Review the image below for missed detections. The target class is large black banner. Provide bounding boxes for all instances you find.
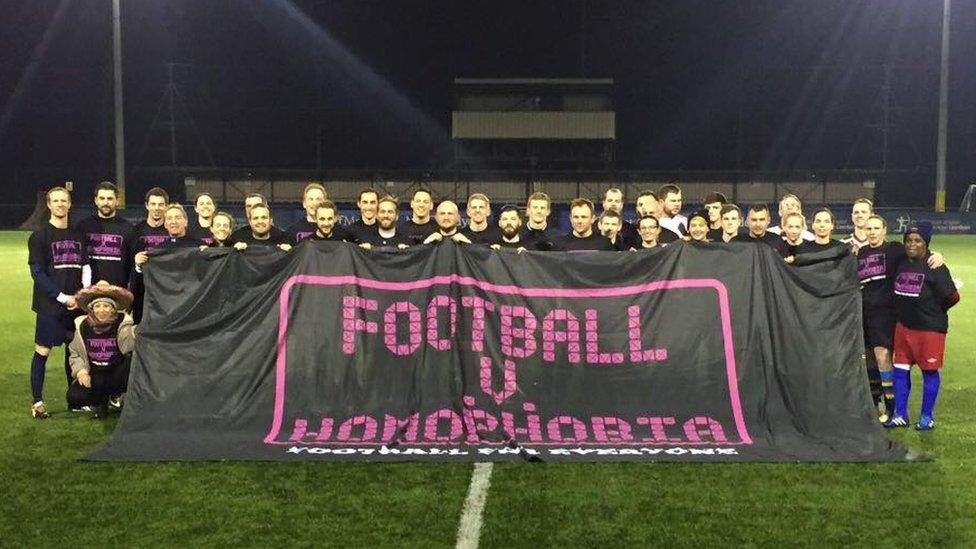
[87,242,908,461]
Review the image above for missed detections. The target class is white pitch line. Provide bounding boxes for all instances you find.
[455,462,494,549]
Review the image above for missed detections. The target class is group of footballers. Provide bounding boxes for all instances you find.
[27,182,959,430]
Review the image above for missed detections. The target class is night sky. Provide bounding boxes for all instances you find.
[1,0,974,204]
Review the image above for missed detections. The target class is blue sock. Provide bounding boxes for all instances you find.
[920,370,941,419]
[30,352,48,402]
[893,367,911,419]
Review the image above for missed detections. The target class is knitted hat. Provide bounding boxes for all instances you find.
[904,220,933,246]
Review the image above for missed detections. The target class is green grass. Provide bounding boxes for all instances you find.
[1,231,974,547]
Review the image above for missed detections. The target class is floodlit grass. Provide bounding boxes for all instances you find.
[0,230,973,547]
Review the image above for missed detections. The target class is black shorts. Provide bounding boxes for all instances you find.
[863,309,896,350]
[34,311,76,348]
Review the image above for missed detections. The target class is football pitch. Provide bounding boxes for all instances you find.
[1,230,974,547]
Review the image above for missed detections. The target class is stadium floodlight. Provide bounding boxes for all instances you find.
[112,0,126,207]
[935,0,950,212]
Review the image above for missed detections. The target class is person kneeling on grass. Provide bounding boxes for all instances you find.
[885,221,961,431]
[66,281,135,418]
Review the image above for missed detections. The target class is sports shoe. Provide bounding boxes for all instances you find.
[70,406,94,413]
[883,415,909,428]
[91,404,109,420]
[915,416,935,431]
[31,401,50,419]
[108,394,124,411]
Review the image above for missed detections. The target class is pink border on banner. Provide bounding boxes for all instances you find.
[264,274,752,446]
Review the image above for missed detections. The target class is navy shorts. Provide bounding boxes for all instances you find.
[34,311,76,348]
[863,309,896,350]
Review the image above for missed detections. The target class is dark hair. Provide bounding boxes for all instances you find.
[412,186,434,201]
[812,207,835,224]
[145,187,169,204]
[94,181,119,196]
[499,204,520,216]
[658,184,682,199]
[194,192,215,205]
[637,190,658,201]
[720,203,741,216]
[244,192,266,203]
[637,215,660,228]
[358,187,379,202]
[748,203,769,214]
[569,198,595,215]
[703,192,728,205]
[315,200,338,215]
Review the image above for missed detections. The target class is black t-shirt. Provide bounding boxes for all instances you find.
[401,219,435,245]
[605,234,630,251]
[554,232,615,252]
[345,219,379,244]
[287,218,318,244]
[462,224,501,245]
[129,221,170,259]
[359,229,410,248]
[708,227,748,244]
[81,315,126,369]
[519,225,559,251]
[779,240,805,258]
[187,218,213,242]
[186,217,214,246]
[28,224,87,314]
[732,231,781,245]
[732,232,789,256]
[618,221,640,249]
[127,221,168,324]
[798,239,846,254]
[158,235,202,249]
[657,227,681,244]
[857,241,907,311]
[894,258,956,333]
[75,215,132,287]
[230,225,286,244]
[493,237,536,250]
[309,230,348,242]
[233,231,292,247]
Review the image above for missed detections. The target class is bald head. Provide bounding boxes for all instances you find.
[436,201,460,233]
